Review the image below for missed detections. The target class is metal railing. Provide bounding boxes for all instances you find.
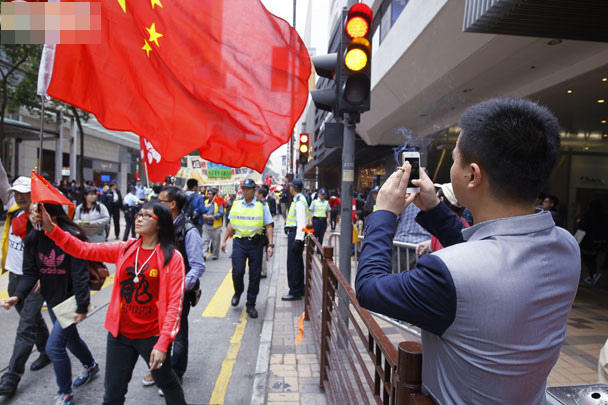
[326,232,418,273]
[304,235,434,405]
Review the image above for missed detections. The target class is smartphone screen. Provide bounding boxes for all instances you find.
[402,153,420,188]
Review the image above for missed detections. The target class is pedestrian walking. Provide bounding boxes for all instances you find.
[202,188,224,260]
[221,179,274,319]
[33,201,187,405]
[74,187,110,243]
[104,181,122,240]
[140,187,205,393]
[329,192,341,231]
[122,186,140,241]
[1,203,99,405]
[309,188,330,246]
[0,170,51,398]
[183,179,206,233]
[282,179,308,301]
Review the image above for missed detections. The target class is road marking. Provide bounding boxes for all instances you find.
[209,307,248,404]
[91,273,116,296]
[202,269,233,318]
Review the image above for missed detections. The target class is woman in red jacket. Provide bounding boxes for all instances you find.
[35,202,186,405]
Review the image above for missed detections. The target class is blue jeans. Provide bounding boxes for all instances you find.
[46,309,95,395]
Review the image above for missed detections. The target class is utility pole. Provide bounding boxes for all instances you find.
[338,113,356,283]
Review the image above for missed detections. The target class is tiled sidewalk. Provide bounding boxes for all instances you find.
[265,253,327,404]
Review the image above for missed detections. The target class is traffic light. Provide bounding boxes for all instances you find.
[299,133,310,163]
[339,3,373,113]
[310,54,338,112]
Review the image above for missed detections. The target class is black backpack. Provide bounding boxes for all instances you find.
[183,193,201,224]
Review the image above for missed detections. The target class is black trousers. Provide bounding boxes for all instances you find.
[330,209,339,230]
[103,333,185,405]
[109,207,121,239]
[232,238,263,308]
[171,296,192,378]
[2,273,49,383]
[312,217,328,245]
[122,211,135,241]
[286,230,305,296]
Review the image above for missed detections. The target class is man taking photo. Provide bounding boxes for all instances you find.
[356,98,580,404]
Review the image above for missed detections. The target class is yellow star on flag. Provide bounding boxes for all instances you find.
[142,40,152,58]
[146,23,164,47]
[117,0,126,13]
[150,0,163,9]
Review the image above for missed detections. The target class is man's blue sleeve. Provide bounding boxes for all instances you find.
[184,227,206,290]
[416,202,465,248]
[215,204,224,219]
[355,210,457,336]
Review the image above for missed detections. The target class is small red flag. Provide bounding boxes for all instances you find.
[140,137,181,183]
[30,171,75,219]
[47,0,311,172]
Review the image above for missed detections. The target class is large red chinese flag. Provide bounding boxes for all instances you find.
[140,137,181,183]
[30,171,75,219]
[47,0,311,172]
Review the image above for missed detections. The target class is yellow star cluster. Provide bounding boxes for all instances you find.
[115,0,164,58]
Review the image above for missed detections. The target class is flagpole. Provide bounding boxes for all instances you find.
[143,161,150,187]
[37,96,45,174]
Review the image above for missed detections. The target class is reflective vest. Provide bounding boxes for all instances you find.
[311,199,329,218]
[286,194,308,227]
[205,199,223,229]
[373,204,377,212]
[230,199,264,238]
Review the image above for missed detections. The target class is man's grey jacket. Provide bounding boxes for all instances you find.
[356,203,580,404]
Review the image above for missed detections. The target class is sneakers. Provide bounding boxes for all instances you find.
[54,393,74,405]
[142,373,155,387]
[30,352,52,371]
[73,363,99,388]
[584,276,593,285]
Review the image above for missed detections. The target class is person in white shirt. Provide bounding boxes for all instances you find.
[0,164,51,397]
[74,187,110,243]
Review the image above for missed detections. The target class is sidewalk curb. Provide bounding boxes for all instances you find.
[250,228,281,405]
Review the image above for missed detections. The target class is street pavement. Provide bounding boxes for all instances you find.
[0,219,284,405]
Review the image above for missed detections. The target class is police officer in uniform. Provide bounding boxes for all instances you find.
[282,179,308,301]
[309,188,330,245]
[147,186,205,389]
[221,179,274,318]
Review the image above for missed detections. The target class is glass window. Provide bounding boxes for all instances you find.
[379,2,391,43]
[391,0,408,25]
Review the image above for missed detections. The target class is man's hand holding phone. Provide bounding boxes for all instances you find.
[411,169,440,211]
[375,162,417,216]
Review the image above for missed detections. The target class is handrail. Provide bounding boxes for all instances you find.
[304,233,435,405]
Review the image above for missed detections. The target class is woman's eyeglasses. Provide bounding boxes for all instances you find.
[135,213,159,221]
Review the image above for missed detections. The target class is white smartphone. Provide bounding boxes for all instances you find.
[402,151,420,193]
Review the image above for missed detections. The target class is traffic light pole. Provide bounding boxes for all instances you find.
[339,113,357,284]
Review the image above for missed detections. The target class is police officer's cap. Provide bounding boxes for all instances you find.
[318,188,327,195]
[290,179,303,189]
[242,179,256,188]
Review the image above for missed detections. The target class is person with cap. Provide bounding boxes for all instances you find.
[282,179,308,301]
[309,188,330,246]
[0,164,51,397]
[122,186,141,241]
[221,179,274,318]
[416,183,470,256]
[202,188,224,260]
[103,181,123,240]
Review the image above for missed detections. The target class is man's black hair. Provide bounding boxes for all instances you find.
[257,187,268,198]
[186,178,198,190]
[152,183,163,194]
[458,98,560,203]
[162,186,187,211]
[546,194,559,207]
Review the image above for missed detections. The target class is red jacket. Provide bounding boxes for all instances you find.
[46,225,185,353]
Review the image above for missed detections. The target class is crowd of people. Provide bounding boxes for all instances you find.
[0,98,606,404]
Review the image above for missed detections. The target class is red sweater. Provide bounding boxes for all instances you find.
[46,225,185,353]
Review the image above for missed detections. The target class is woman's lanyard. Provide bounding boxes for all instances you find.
[133,245,157,283]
